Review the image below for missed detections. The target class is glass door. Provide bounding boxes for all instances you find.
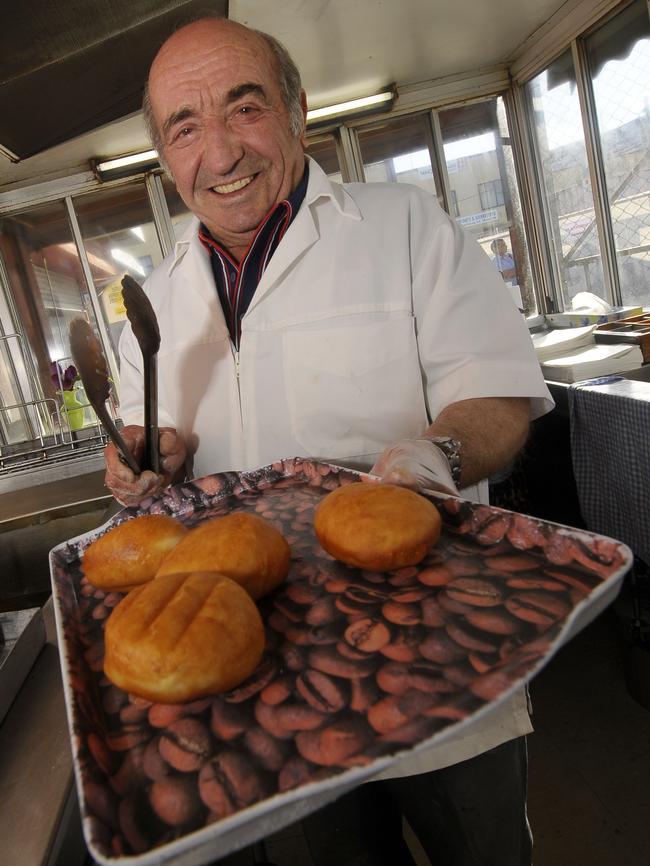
[0,198,103,443]
[72,182,165,368]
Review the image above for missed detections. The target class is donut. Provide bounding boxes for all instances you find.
[82,514,188,592]
[156,512,290,599]
[314,482,441,571]
[103,571,265,703]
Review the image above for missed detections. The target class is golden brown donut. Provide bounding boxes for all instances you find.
[156,512,291,599]
[82,514,188,592]
[104,571,265,703]
[314,482,442,571]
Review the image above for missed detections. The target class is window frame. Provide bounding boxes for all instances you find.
[517,0,649,312]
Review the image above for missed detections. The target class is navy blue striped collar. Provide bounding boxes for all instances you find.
[198,163,309,348]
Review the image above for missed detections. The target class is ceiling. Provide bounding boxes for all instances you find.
[0,0,571,192]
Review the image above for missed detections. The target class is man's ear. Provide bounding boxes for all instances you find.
[299,89,308,148]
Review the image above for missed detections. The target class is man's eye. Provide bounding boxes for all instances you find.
[236,105,259,118]
[170,126,194,145]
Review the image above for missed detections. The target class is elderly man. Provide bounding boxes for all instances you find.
[105,16,553,866]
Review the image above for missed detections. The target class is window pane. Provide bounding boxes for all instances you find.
[586,0,650,306]
[0,326,35,445]
[161,174,194,242]
[438,98,537,316]
[73,183,164,362]
[356,113,440,201]
[0,199,103,440]
[526,51,606,309]
[306,135,343,182]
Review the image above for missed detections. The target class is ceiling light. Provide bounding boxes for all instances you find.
[94,149,160,180]
[306,89,395,124]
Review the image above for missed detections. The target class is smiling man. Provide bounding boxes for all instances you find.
[104,16,552,866]
[147,22,307,260]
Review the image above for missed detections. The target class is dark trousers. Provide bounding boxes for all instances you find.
[301,737,532,866]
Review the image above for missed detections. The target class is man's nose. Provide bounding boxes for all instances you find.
[201,120,245,175]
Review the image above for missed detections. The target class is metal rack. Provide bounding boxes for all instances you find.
[0,347,119,477]
[0,396,109,474]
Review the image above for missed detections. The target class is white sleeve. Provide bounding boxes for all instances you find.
[116,321,145,427]
[409,197,554,423]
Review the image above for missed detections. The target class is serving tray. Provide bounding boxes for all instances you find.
[50,458,632,865]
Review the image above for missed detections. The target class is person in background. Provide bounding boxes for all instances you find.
[104,16,553,866]
[491,237,518,285]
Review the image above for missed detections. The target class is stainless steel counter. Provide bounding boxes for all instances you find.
[0,465,112,612]
[0,453,106,511]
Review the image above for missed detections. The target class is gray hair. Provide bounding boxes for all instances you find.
[142,22,304,163]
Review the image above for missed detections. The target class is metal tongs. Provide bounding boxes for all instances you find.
[121,275,161,474]
[69,318,141,474]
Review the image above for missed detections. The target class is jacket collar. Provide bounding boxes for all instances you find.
[167,156,361,278]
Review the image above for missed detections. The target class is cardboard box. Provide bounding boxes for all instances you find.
[594,314,650,361]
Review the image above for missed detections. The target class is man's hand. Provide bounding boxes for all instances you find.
[104,425,187,507]
[371,439,459,496]
[371,397,531,496]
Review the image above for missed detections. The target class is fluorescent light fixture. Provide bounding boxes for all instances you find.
[93,149,161,181]
[96,150,159,173]
[306,89,395,124]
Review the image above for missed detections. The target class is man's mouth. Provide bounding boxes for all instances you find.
[211,174,256,195]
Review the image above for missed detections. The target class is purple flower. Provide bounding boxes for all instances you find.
[50,361,78,391]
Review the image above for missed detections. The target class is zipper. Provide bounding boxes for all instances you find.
[232,346,244,442]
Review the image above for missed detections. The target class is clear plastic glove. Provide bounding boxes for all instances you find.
[370,438,459,497]
[104,425,188,507]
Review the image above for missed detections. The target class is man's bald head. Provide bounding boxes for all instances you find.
[142,16,307,258]
[143,18,304,156]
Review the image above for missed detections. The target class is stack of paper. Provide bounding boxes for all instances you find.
[540,342,643,383]
[546,305,643,328]
[531,325,596,361]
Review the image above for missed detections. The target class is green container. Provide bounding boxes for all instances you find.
[62,389,84,431]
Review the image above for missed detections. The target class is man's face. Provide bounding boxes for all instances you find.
[149,21,306,257]
[496,239,507,256]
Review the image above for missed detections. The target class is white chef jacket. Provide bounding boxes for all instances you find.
[118,157,554,773]
[119,157,552,478]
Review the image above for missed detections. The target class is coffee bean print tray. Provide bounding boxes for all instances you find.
[49,458,632,866]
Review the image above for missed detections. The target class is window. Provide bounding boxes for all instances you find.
[478,180,505,210]
[356,113,442,205]
[438,98,537,316]
[306,134,343,182]
[0,199,108,444]
[0,179,171,459]
[73,183,164,364]
[585,0,650,307]
[524,0,650,312]
[161,174,193,243]
[526,51,607,309]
